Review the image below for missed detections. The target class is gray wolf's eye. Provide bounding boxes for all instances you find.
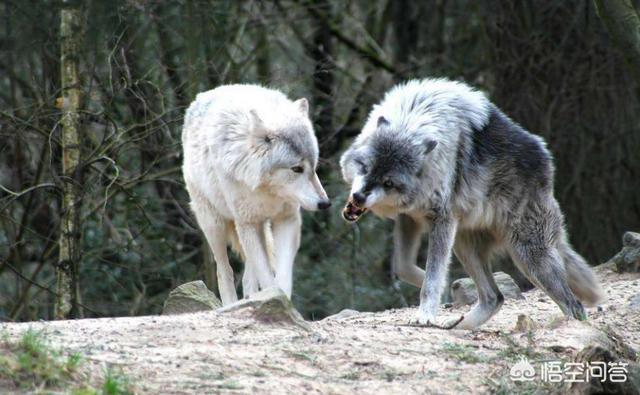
[355,160,368,174]
[291,166,304,173]
[383,180,394,189]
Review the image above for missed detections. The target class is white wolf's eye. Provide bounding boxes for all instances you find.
[291,166,304,173]
[383,180,394,189]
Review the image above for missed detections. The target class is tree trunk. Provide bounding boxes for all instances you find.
[309,0,335,156]
[56,0,84,320]
[392,0,419,78]
[594,0,640,94]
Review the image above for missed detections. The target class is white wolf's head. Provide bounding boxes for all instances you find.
[243,98,330,211]
[339,116,437,222]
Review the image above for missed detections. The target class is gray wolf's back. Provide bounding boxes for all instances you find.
[465,105,554,199]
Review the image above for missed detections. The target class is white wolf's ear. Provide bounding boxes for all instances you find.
[249,109,264,129]
[423,139,438,155]
[294,98,309,115]
[249,109,273,144]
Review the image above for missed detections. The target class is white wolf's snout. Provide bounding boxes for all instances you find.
[298,172,331,211]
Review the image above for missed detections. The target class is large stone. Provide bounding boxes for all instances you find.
[608,232,640,273]
[162,281,221,315]
[565,337,640,394]
[624,232,640,248]
[451,271,523,306]
[217,287,310,331]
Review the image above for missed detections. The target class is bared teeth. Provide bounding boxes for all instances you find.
[342,199,368,222]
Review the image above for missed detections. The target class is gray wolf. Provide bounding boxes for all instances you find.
[182,84,331,305]
[340,78,603,329]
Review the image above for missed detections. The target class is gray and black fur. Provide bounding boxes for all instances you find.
[340,78,603,329]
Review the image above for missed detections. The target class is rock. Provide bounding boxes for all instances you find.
[514,314,537,332]
[623,232,640,248]
[162,281,221,315]
[217,287,310,331]
[322,309,360,321]
[608,231,640,273]
[451,271,523,306]
[566,344,640,394]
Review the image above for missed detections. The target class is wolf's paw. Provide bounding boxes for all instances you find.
[408,313,465,330]
[441,315,466,330]
[412,310,436,326]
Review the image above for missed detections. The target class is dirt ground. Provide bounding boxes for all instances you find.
[1,263,639,394]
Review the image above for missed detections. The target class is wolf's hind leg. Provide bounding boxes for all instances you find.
[509,241,586,320]
[192,202,238,306]
[393,214,426,288]
[449,230,503,329]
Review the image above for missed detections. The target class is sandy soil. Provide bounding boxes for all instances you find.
[1,263,638,394]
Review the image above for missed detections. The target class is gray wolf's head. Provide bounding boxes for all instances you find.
[339,116,437,222]
[249,98,331,211]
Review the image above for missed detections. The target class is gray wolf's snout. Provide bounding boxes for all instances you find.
[352,192,366,205]
[317,200,332,210]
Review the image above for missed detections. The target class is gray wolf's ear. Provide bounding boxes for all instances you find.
[294,98,309,115]
[424,139,437,154]
[377,116,390,128]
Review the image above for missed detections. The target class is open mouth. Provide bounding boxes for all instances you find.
[342,198,368,222]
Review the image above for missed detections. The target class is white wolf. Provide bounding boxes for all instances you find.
[340,78,602,329]
[182,84,331,305]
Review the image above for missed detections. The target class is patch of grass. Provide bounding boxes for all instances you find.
[381,368,409,382]
[485,374,563,395]
[101,367,134,395]
[498,331,543,361]
[0,330,134,395]
[0,329,80,390]
[340,370,360,380]
[440,342,487,364]
[216,380,243,390]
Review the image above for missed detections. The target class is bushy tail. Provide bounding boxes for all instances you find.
[560,242,604,306]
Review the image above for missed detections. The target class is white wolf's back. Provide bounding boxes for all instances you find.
[182,84,291,143]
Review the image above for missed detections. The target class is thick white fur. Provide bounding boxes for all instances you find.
[182,84,328,304]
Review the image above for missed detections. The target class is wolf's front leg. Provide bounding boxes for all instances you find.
[236,223,275,290]
[393,214,427,288]
[416,217,458,325]
[272,212,301,298]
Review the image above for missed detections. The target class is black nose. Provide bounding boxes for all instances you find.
[352,192,366,205]
[317,200,332,210]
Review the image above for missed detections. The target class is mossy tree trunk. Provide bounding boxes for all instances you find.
[55,0,84,320]
[594,0,640,94]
